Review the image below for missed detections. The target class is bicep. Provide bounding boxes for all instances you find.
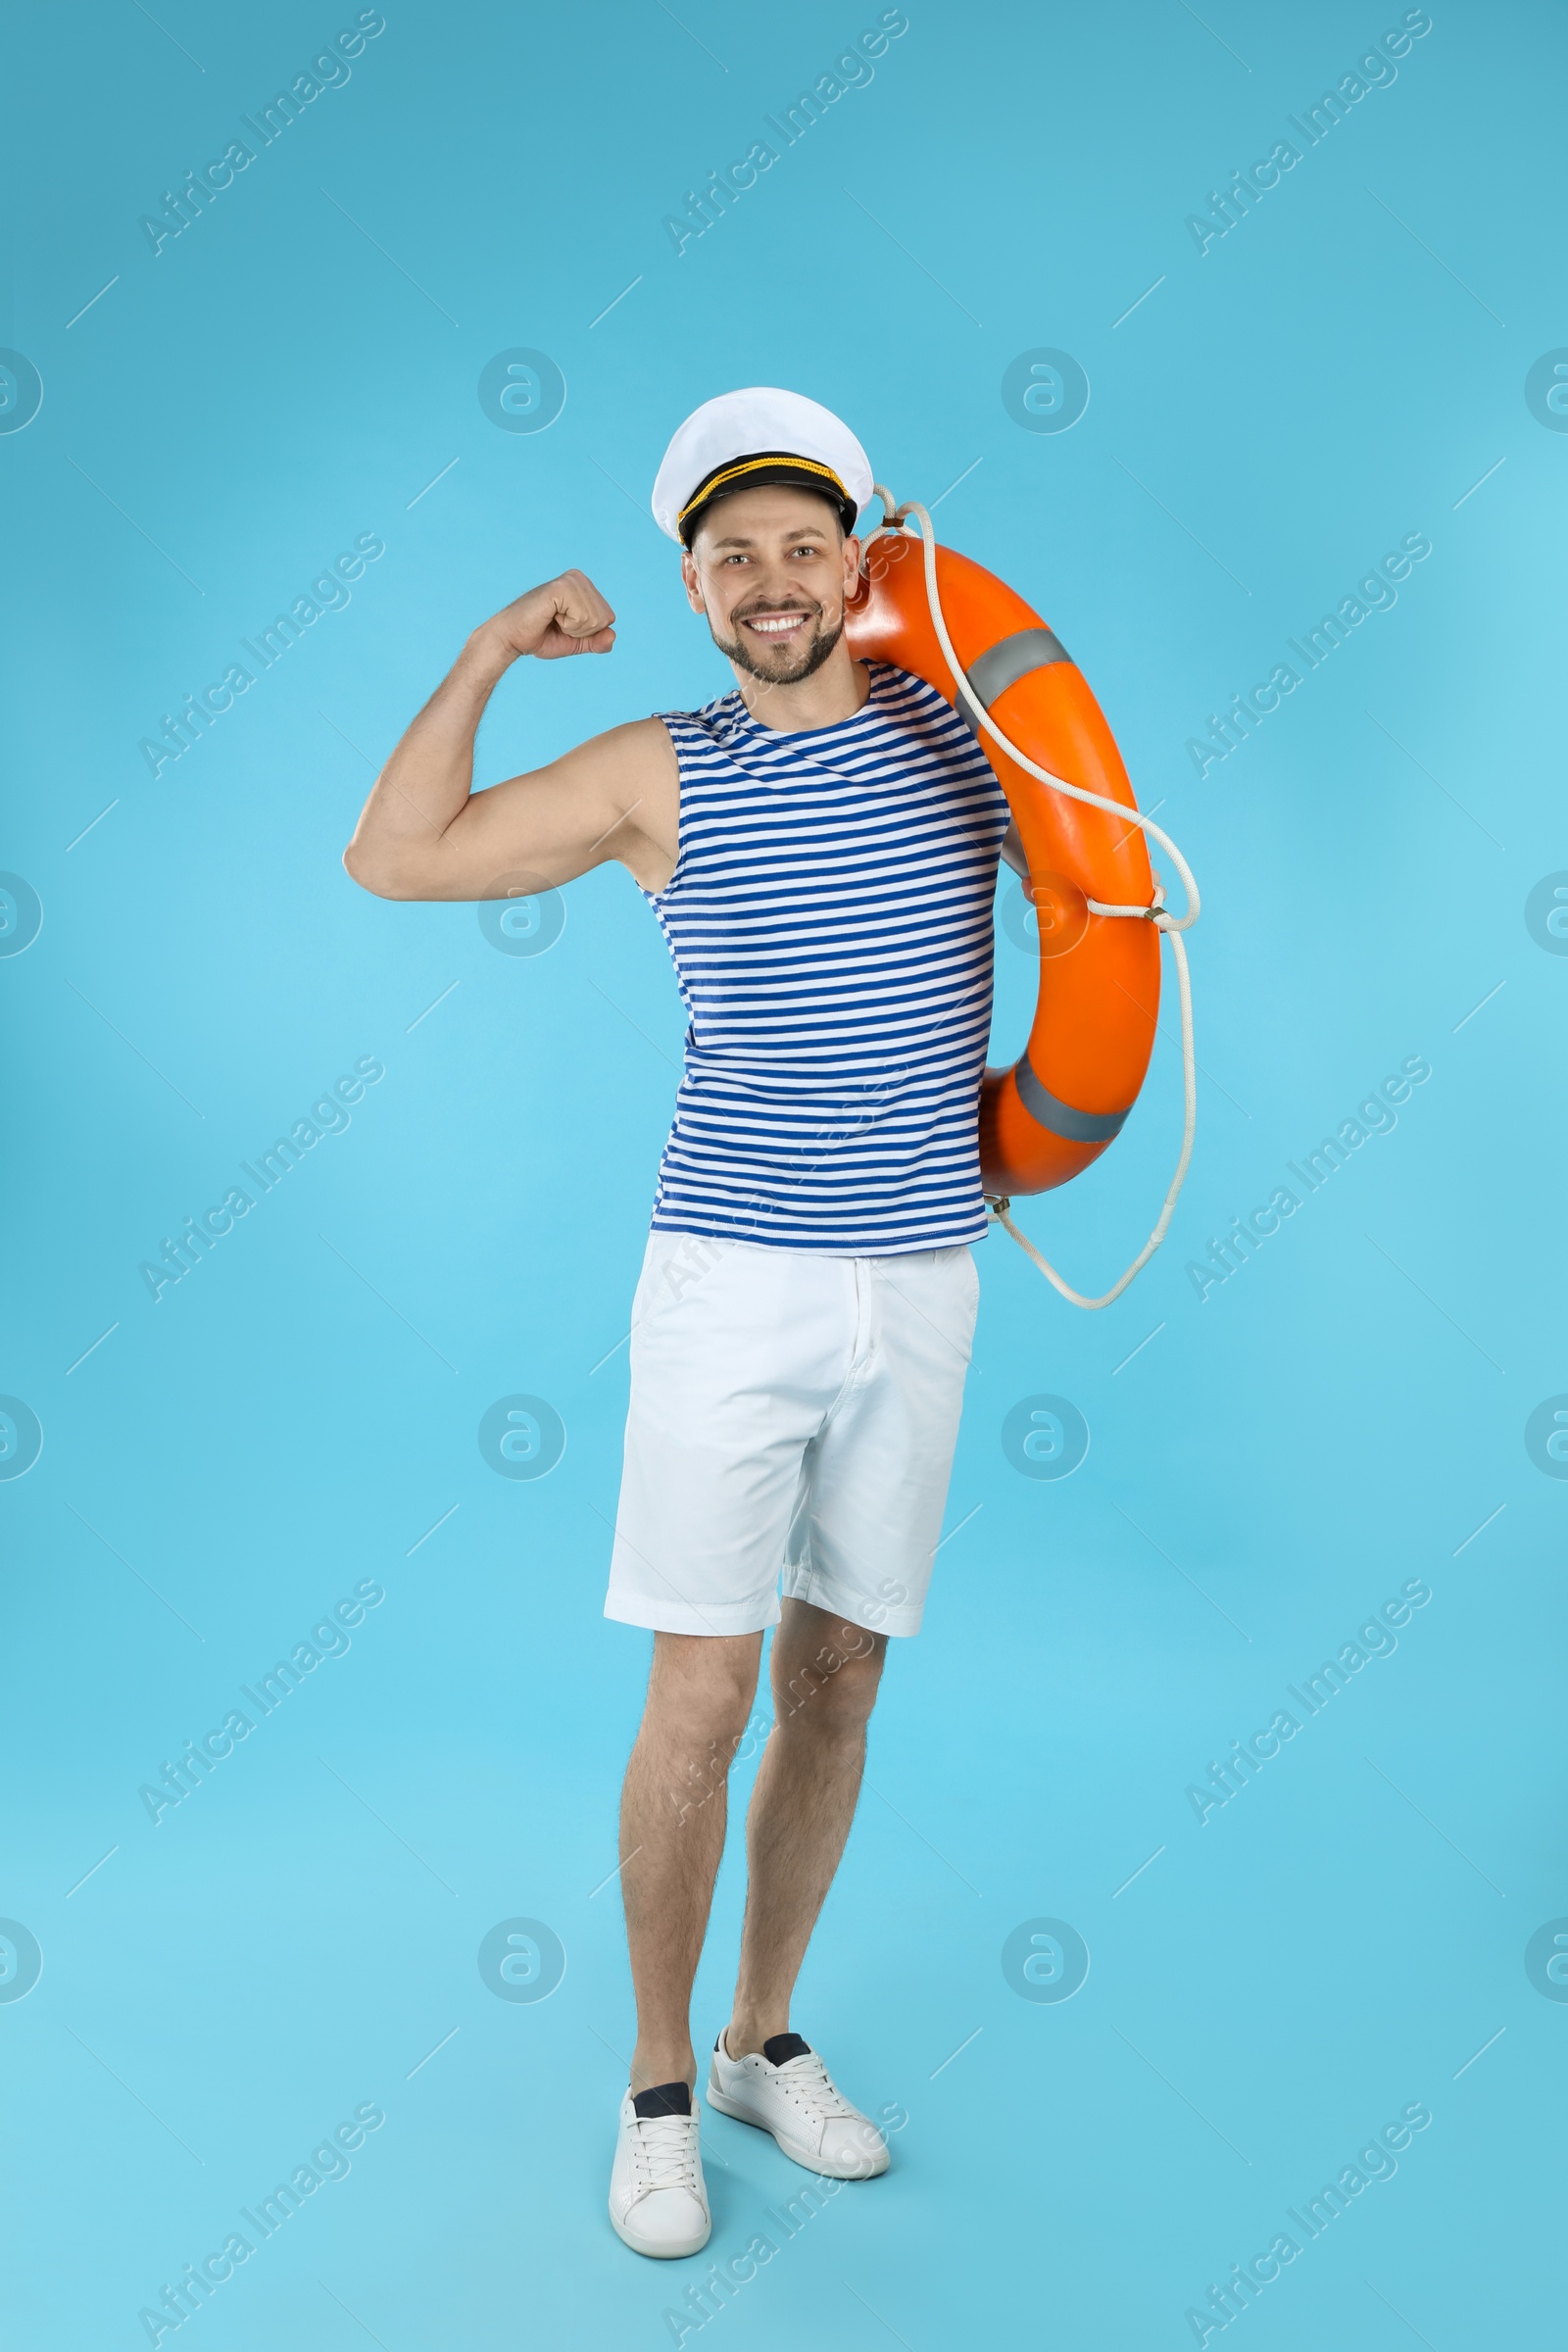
[413,718,674,900]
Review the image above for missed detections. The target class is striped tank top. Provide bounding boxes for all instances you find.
[643,662,1011,1253]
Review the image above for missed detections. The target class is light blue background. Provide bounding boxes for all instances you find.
[3,2,1562,2344]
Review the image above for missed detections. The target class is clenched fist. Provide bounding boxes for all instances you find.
[484,569,617,662]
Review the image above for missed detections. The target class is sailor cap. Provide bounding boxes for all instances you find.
[651,386,874,546]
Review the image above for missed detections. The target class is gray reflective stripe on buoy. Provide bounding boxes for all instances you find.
[957,626,1072,735]
[1013,1053,1128,1143]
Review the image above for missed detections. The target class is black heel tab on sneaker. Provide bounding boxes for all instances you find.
[633,2081,693,2119]
[761,2033,811,2065]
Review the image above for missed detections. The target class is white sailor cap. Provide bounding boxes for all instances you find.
[651,387,874,546]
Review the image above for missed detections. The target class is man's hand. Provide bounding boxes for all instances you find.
[484,569,617,663]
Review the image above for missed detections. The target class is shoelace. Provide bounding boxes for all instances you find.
[631,2110,701,2195]
[772,2052,858,2119]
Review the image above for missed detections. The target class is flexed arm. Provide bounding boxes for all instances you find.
[343,570,678,901]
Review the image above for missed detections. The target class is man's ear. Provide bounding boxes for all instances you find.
[680,548,706,614]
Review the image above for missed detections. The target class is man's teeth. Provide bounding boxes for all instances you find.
[748,613,807,634]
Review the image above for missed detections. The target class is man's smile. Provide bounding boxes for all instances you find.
[739,608,813,640]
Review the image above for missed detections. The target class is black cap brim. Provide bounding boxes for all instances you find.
[678,452,858,547]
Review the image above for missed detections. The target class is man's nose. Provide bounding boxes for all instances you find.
[749,561,806,598]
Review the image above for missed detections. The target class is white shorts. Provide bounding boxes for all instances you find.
[605,1231,979,1640]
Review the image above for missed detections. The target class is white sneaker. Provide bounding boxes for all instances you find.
[707,2031,891,2180]
[609,2085,710,2258]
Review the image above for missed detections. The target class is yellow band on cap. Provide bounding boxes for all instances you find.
[677,453,849,527]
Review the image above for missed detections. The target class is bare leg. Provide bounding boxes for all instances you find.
[620,1630,760,2093]
[724,1598,887,2058]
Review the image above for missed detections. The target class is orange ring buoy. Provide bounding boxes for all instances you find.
[845,526,1159,1200]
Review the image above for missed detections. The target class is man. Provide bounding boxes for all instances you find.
[344,388,1012,2258]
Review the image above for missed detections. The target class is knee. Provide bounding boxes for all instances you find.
[778,1631,885,1733]
[648,1636,758,1756]
[684,1689,756,1757]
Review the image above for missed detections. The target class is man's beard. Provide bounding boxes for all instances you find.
[709,599,845,685]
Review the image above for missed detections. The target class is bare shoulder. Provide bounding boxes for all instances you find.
[527,713,679,891]
[550,712,677,793]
